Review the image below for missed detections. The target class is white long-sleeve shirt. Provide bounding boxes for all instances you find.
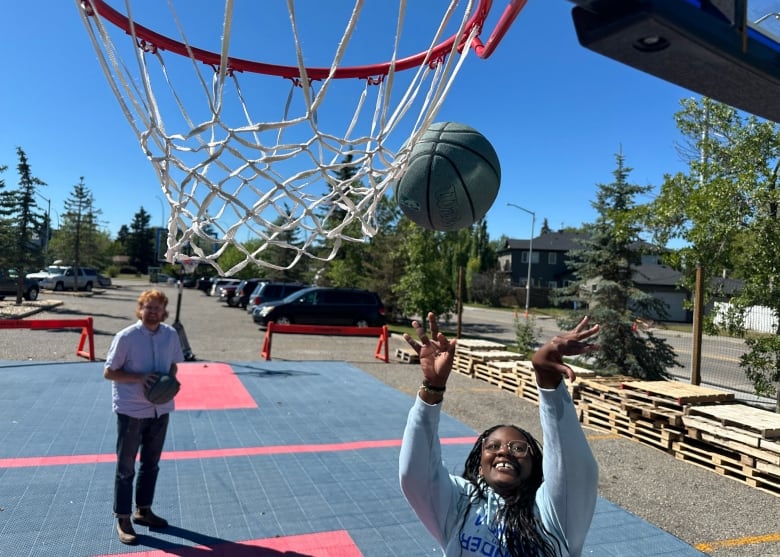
[399,382,598,557]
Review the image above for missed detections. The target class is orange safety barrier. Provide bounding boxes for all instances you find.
[0,317,95,361]
[261,322,389,363]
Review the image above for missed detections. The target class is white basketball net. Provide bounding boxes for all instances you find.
[77,0,486,276]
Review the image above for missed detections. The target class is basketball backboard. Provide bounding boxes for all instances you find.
[570,0,780,123]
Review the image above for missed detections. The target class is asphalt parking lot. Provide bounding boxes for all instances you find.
[1,279,778,556]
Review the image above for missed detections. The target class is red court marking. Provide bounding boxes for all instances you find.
[93,529,362,556]
[0,437,476,469]
[174,361,257,410]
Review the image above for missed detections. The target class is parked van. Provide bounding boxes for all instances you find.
[252,286,385,328]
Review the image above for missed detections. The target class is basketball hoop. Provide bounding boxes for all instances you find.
[77,0,526,275]
[180,259,198,275]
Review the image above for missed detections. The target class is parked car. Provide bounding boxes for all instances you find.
[197,277,215,293]
[245,281,308,314]
[97,273,112,287]
[228,278,270,309]
[252,286,386,328]
[208,278,241,297]
[218,283,240,305]
[38,266,99,291]
[26,265,68,282]
[0,269,40,301]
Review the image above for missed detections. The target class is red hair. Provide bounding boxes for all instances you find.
[136,289,170,320]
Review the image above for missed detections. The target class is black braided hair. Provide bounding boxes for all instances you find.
[459,425,562,557]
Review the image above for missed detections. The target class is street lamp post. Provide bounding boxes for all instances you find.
[155,195,165,262]
[507,203,536,318]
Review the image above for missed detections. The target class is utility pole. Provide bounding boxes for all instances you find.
[507,203,536,317]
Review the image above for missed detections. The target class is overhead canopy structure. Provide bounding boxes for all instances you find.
[570,0,780,123]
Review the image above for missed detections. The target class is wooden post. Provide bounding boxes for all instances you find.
[690,264,704,385]
[456,266,463,338]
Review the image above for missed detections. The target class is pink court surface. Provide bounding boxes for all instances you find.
[0,359,707,556]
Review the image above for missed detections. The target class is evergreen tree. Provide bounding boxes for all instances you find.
[556,151,679,379]
[126,207,155,273]
[0,148,46,303]
[318,151,370,284]
[253,206,305,280]
[52,177,106,273]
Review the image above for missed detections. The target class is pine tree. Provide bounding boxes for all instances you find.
[0,148,46,303]
[556,151,679,379]
[127,207,154,273]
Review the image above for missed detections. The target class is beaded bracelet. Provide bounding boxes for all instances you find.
[421,380,446,393]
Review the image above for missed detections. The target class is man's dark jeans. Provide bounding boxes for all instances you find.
[113,412,169,517]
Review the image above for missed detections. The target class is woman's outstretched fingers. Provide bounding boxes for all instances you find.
[427,312,439,338]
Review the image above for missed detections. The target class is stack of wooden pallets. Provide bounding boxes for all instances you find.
[453,339,507,377]
[575,379,734,452]
[572,377,779,496]
[448,337,780,496]
[680,403,780,496]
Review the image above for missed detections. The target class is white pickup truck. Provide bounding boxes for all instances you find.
[38,266,99,291]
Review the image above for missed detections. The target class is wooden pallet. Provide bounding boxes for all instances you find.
[571,377,628,406]
[673,439,780,496]
[624,399,685,427]
[474,360,521,391]
[455,339,506,353]
[621,380,735,406]
[453,353,475,377]
[394,348,419,364]
[516,380,540,405]
[580,401,681,451]
[685,403,780,439]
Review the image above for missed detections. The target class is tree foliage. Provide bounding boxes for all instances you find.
[0,148,46,302]
[557,151,680,379]
[51,177,110,272]
[392,221,457,322]
[646,97,780,397]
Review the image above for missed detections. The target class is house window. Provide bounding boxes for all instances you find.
[548,281,557,288]
[521,251,540,264]
[548,252,557,265]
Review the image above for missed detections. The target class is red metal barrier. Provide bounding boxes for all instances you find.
[261,322,389,363]
[0,317,95,361]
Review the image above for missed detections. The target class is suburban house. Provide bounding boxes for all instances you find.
[497,230,692,322]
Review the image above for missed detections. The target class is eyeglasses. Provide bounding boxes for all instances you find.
[482,439,530,458]
[142,305,164,313]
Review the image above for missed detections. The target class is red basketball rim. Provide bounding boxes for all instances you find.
[81,0,527,80]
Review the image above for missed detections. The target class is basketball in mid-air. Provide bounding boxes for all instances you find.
[395,122,501,231]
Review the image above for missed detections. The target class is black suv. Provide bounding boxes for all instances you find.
[252,286,386,328]
[247,281,308,314]
[228,278,269,309]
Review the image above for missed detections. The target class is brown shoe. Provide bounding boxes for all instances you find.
[133,508,169,528]
[116,517,137,545]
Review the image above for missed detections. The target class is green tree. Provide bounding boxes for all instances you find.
[360,194,405,319]
[248,207,305,281]
[126,207,155,273]
[0,148,46,303]
[318,151,371,285]
[647,97,780,400]
[51,177,108,272]
[557,151,679,379]
[392,221,456,323]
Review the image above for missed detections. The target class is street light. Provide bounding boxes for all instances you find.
[155,195,165,262]
[507,203,536,318]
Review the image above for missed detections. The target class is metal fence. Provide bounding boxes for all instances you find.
[661,323,778,412]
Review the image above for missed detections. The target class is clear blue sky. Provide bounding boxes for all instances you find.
[0,1,720,246]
